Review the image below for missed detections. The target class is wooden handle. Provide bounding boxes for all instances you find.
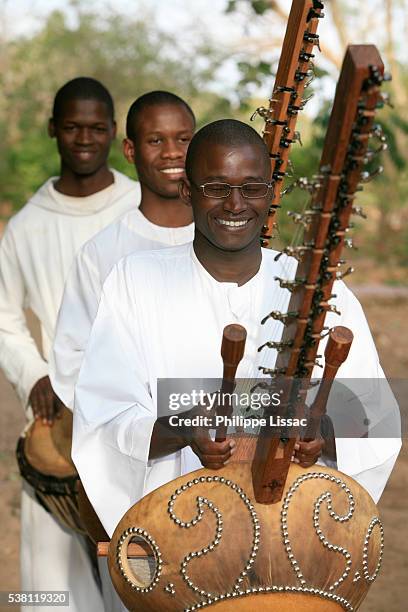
[221,324,247,382]
[215,324,247,442]
[324,325,353,371]
[97,541,151,558]
[303,325,353,439]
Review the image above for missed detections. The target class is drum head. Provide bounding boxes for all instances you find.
[24,407,76,478]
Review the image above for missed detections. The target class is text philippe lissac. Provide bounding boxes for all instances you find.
[165,389,307,428]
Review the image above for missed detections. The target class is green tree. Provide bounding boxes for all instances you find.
[0,6,233,211]
[226,0,408,269]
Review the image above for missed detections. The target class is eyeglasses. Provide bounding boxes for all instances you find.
[195,182,274,199]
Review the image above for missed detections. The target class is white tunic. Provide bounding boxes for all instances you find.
[50,207,194,409]
[0,170,140,611]
[0,170,140,410]
[73,243,401,537]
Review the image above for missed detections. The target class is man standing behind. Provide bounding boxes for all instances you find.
[51,91,195,410]
[0,77,139,610]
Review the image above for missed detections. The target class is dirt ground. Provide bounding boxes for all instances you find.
[0,293,407,611]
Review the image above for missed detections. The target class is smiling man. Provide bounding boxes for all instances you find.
[50,91,195,411]
[0,77,140,610]
[72,119,400,541]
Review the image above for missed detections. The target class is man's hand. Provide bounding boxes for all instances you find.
[149,395,236,467]
[190,428,236,470]
[292,438,325,468]
[29,376,63,426]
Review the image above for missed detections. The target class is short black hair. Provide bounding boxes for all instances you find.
[126,91,195,141]
[52,77,114,123]
[185,119,270,181]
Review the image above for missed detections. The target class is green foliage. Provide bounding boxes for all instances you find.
[226,0,272,15]
[2,2,408,267]
[0,7,231,210]
[250,1,271,15]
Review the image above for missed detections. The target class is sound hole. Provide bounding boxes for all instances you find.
[125,535,157,588]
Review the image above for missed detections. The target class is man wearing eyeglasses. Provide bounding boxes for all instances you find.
[72,119,400,538]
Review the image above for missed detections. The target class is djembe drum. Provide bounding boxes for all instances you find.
[16,407,85,534]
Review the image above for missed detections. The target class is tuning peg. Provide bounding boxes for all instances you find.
[267,118,289,127]
[318,327,331,338]
[364,143,388,162]
[307,8,325,19]
[344,238,358,250]
[304,72,316,89]
[276,85,296,94]
[336,266,354,280]
[304,358,324,369]
[275,276,305,291]
[261,310,299,325]
[352,205,367,219]
[309,179,322,192]
[286,159,295,177]
[360,166,384,182]
[338,185,363,204]
[287,94,314,115]
[299,176,322,193]
[303,31,320,42]
[368,68,391,85]
[371,124,386,142]
[303,31,321,51]
[299,50,315,62]
[258,366,287,377]
[280,181,296,196]
[250,106,269,121]
[287,211,310,229]
[357,109,376,124]
[295,68,314,82]
[377,92,394,109]
[287,105,299,116]
[301,93,314,106]
[279,129,304,147]
[258,340,293,352]
[327,304,342,315]
[367,65,390,87]
[250,381,273,394]
[278,244,313,262]
[287,209,318,228]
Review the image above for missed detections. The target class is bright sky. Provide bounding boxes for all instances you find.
[4,0,241,39]
[2,0,249,97]
[3,0,405,113]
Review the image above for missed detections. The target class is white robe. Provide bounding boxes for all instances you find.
[0,170,140,410]
[73,243,401,537]
[50,207,194,409]
[0,170,140,611]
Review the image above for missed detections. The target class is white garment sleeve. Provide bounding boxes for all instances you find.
[0,224,48,407]
[319,282,401,502]
[50,242,103,409]
[72,263,156,537]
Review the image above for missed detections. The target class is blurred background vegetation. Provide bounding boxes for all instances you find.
[0,0,407,279]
